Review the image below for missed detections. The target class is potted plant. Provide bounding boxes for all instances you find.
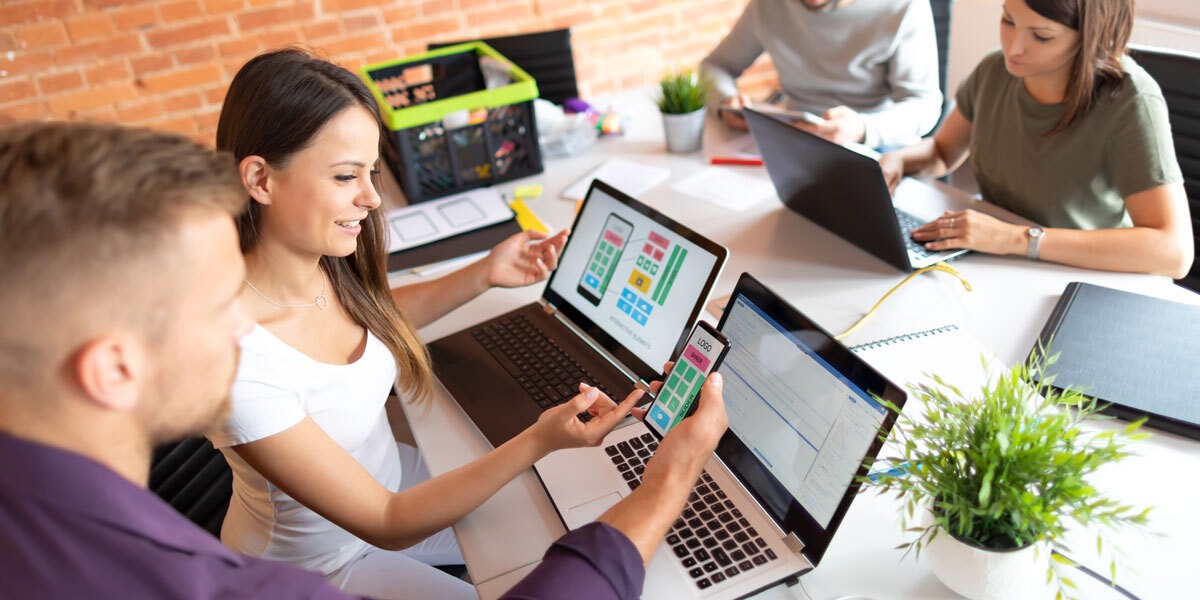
[657,69,711,153]
[868,351,1151,599]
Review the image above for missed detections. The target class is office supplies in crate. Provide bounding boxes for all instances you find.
[362,42,544,203]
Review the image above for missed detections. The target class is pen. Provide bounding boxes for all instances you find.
[866,461,912,483]
[709,156,763,166]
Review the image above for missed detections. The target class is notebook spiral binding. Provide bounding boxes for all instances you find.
[849,324,959,352]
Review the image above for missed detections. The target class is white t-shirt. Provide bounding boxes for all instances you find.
[207,324,401,577]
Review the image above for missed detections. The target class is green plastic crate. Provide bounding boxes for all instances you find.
[362,42,543,203]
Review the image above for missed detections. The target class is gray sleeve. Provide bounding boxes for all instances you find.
[859,0,944,148]
[700,0,765,107]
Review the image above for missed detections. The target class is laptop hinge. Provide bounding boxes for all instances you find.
[783,532,805,555]
[537,300,645,387]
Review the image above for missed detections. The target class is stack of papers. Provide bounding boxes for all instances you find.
[385,188,513,254]
[560,157,671,201]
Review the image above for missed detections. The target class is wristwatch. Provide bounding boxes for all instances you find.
[1026,226,1045,259]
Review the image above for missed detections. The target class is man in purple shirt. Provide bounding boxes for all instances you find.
[0,121,728,599]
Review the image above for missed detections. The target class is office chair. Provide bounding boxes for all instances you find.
[149,436,232,538]
[428,28,579,105]
[929,0,954,133]
[1130,46,1200,291]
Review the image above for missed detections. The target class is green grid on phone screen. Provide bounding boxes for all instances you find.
[663,359,702,429]
[588,241,615,278]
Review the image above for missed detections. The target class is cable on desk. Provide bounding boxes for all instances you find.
[835,262,972,341]
[1053,550,1142,600]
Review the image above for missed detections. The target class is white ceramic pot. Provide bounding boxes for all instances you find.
[924,527,1054,600]
[661,108,706,153]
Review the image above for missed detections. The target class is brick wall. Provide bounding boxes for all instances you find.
[0,0,779,145]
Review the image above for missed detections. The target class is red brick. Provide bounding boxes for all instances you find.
[343,13,381,32]
[54,34,144,65]
[130,54,174,77]
[325,0,390,10]
[381,4,418,24]
[154,115,198,135]
[175,44,217,65]
[112,4,158,30]
[204,0,245,15]
[254,27,303,48]
[195,108,222,135]
[318,31,388,60]
[113,98,164,123]
[145,19,231,50]
[0,79,37,104]
[237,3,315,32]
[0,32,17,53]
[15,21,70,49]
[1,50,54,78]
[393,16,461,40]
[74,105,119,122]
[85,60,131,86]
[245,0,284,8]
[37,70,85,95]
[202,83,228,105]
[0,100,50,121]
[417,0,456,17]
[139,63,223,94]
[458,0,492,10]
[46,82,138,115]
[0,1,75,26]
[65,14,115,42]
[302,19,341,41]
[162,92,204,113]
[218,37,259,58]
[160,0,203,22]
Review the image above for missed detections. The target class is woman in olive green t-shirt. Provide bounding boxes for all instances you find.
[880,0,1193,278]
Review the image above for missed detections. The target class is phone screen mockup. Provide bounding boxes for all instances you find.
[576,213,634,306]
[646,321,730,437]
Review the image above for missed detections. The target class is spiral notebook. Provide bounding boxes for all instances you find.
[849,324,1004,398]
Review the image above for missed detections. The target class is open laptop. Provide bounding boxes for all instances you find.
[535,272,907,599]
[743,107,1032,272]
[428,179,729,447]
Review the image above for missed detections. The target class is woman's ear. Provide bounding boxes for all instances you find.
[240,155,273,206]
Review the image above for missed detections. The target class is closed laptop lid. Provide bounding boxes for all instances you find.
[713,272,907,565]
[543,179,729,383]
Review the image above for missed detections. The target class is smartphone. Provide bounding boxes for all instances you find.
[577,213,633,306]
[645,321,731,437]
[748,103,825,125]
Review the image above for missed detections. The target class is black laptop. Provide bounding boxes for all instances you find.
[743,107,1030,272]
[429,179,729,447]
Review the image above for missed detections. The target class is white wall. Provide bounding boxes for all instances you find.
[947,0,1200,98]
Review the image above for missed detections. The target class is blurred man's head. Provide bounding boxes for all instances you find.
[0,122,252,473]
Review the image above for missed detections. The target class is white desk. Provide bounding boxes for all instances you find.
[392,94,1200,599]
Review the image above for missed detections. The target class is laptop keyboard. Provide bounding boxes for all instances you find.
[893,208,939,260]
[471,314,614,416]
[605,433,780,590]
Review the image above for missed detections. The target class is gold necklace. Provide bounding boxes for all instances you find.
[243,277,328,310]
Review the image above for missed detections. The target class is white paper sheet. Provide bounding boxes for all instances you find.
[559,157,670,201]
[385,188,513,253]
[670,167,776,212]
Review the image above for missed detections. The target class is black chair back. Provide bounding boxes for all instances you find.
[149,437,232,538]
[1130,46,1200,290]
[429,28,579,105]
[930,0,953,131]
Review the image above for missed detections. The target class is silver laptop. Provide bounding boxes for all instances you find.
[535,273,907,599]
[743,107,1032,272]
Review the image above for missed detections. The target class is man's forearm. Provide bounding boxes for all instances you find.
[598,467,697,564]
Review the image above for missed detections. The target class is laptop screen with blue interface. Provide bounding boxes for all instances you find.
[718,294,887,528]
[546,183,722,375]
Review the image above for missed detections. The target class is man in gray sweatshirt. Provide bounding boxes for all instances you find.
[702,0,943,148]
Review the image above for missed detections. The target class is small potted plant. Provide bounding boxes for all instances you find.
[868,351,1151,600]
[657,69,711,154]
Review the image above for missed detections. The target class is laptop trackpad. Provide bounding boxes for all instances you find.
[564,492,622,530]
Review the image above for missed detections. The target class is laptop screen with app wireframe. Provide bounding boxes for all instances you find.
[546,182,722,376]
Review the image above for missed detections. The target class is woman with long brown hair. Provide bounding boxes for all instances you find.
[880,0,1192,277]
[206,48,643,598]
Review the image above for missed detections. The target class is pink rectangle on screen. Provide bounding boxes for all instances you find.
[604,230,624,246]
[682,345,711,371]
[643,242,654,254]
[649,231,669,248]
